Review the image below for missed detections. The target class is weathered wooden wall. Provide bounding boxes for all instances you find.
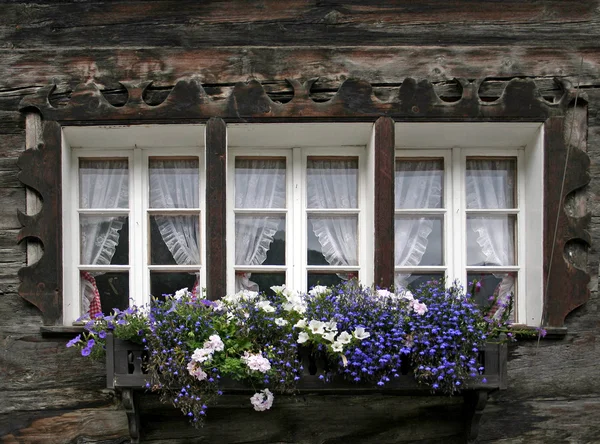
[1,1,599,443]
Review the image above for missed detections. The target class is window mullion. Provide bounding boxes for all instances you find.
[292,147,304,292]
[451,147,464,287]
[133,148,145,307]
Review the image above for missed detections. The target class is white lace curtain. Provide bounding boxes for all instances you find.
[79,160,128,316]
[235,159,286,291]
[149,159,201,293]
[307,159,358,273]
[394,160,443,288]
[466,159,515,318]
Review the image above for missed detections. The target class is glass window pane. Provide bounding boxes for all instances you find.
[307,158,358,209]
[235,216,285,266]
[308,272,357,289]
[467,215,516,266]
[80,271,129,316]
[79,159,128,209]
[235,272,285,295]
[307,215,358,266]
[395,272,445,291]
[149,157,199,209]
[395,159,443,209]
[395,216,443,266]
[467,272,516,321]
[466,158,516,209]
[235,158,286,209]
[150,215,200,265]
[80,215,128,265]
[151,271,200,300]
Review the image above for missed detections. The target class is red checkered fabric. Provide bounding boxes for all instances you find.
[81,271,102,318]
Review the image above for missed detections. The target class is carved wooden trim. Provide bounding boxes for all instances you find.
[20,78,577,122]
[17,121,62,325]
[16,77,590,326]
[544,116,591,327]
[373,117,395,288]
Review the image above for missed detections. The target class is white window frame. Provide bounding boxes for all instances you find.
[226,123,376,295]
[395,122,544,326]
[61,125,206,325]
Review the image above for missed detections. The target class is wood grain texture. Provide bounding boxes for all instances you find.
[16,120,62,325]
[205,117,227,300]
[544,116,591,327]
[373,117,394,287]
[0,1,599,48]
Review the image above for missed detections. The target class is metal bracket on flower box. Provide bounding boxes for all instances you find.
[105,334,507,443]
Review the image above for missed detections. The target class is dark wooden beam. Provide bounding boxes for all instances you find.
[373,117,395,288]
[205,117,227,300]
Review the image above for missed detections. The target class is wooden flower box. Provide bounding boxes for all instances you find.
[105,333,507,443]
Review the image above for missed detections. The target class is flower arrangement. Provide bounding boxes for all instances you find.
[67,280,530,427]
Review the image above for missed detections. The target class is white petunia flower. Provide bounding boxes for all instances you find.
[297,331,310,344]
[250,389,274,411]
[336,331,352,344]
[275,317,288,326]
[174,287,189,300]
[376,289,394,299]
[325,319,338,331]
[241,351,271,373]
[294,319,308,329]
[353,327,370,340]
[331,341,345,353]
[270,285,286,294]
[187,361,208,381]
[204,334,225,352]
[322,331,337,343]
[191,347,214,363]
[308,285,329,296]
[256,300,275,313]
[412,300,428,315]
[308,320,326,335]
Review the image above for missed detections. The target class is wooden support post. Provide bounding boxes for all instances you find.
[206,117,227,300]
[121,389,141,444]
[464,390,488,443]
[373,117,395,288]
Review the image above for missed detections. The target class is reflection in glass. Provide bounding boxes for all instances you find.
[466,158,516,209]
[467,272,516,321]
[395,159,443,209]
[80,271,129,315]
[151,272,200,301]
[235,272,285,296]
[466,215,515,266]
[307,215,358,266]
[307,158,358,209]
[308,272,357,289]
[235,158,286,209]
[235,216,285,266]
[150,215,200,265]
[149,158,199,208]
[79,159,129,209]
[80,215,128,265]
[395,216,443,266]
[395,273,444,291]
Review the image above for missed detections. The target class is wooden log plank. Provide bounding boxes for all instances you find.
[1,47,599,91]
[1,1,599,48]
[0,408,129,444]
